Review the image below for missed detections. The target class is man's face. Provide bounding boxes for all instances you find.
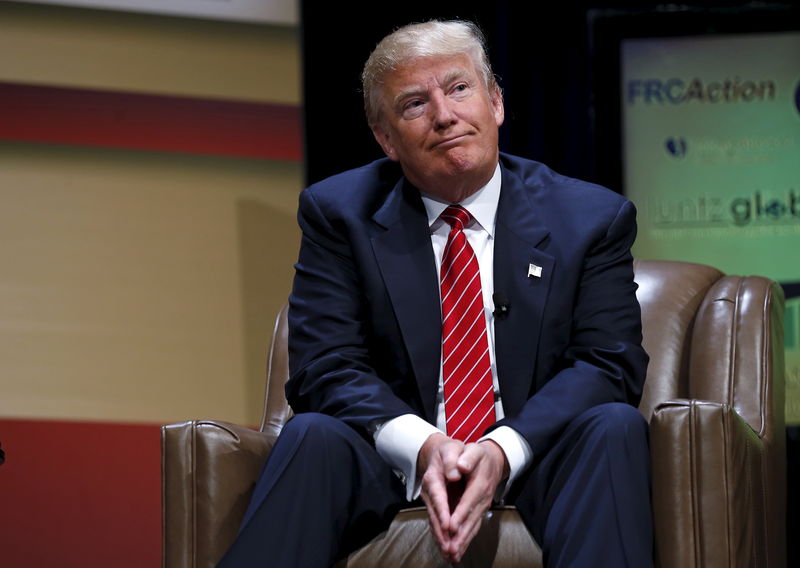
[371,53,504,201]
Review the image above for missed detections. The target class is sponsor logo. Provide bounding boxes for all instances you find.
[647,189,800,227]
[665,137,688,158]
[627,77,777,105]
[656,135,794,164]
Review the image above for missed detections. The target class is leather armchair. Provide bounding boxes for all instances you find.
[162,259,786,567]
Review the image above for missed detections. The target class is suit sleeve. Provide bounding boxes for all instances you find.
[285,188,418,436]
[492,199,649,460]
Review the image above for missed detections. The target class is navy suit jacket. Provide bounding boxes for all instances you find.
[286,153,648,462]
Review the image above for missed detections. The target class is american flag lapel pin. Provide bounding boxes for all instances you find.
[527,263,542,278]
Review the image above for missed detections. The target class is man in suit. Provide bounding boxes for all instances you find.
[218,19,653,567]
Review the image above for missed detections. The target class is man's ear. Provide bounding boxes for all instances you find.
[491,85,505,128]
[371,124,399,161]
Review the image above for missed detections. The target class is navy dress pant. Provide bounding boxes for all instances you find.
[216,403,653,568]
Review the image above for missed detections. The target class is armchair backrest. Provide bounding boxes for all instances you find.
[260,303,291,437]
[634,259,724,418]
[634,259,785,431]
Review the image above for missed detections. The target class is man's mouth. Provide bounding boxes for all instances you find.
[432,134,469,150]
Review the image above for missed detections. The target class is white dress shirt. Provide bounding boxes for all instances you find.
[373,163,533,501]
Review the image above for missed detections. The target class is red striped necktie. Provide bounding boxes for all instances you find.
[439,205,495,443]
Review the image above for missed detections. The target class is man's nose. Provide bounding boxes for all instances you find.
[430,92,457,129]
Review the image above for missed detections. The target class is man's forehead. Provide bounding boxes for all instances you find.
[388,55,478,91]
[396,53,474,76]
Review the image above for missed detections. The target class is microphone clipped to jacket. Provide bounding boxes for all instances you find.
[492,291,510,320]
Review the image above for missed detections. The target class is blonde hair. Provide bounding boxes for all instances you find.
[361,20,499,127]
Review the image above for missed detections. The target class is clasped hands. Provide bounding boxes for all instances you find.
[417,432,510,564]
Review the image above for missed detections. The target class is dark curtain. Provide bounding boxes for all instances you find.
[300,1,793,191]
[300,1,624,189]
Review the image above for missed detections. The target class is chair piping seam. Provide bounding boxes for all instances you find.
[690,402,700,568]
[757,281,770,437]
[757,282,773,566]
[191,421,197,568]
[728,278,740,412]
[161,428,167,568]
[722,408,733,566]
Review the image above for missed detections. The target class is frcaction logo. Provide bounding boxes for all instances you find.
[628,77,777,104]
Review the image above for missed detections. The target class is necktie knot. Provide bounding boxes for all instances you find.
[440,205,472,232]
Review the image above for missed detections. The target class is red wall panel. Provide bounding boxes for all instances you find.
[0,419,161,568]
[0,82,302,161]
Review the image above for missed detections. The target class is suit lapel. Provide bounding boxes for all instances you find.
[368,165,555,422]
[493,165,554,418]
[371,180,441,422]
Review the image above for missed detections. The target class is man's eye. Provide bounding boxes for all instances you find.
[402,100,425,118]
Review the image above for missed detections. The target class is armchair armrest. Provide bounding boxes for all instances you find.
[162,420,275,568]
[650,399,766,568]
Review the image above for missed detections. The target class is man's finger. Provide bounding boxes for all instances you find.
[455,442,486,475]
[447,440,508,559]
[438,439,466,481]
[421,466,452,524]
[450,512,486,563]
[421,487,450,552]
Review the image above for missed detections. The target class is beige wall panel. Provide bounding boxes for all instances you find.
[0,142,302,425]
[0,2,300,104]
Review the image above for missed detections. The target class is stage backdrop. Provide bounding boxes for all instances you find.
[620,30,800,423]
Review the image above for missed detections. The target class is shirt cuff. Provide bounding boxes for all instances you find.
[373,414,441,501]
[480,425,533,500]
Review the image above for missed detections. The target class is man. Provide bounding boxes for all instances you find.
[218,19,653,567]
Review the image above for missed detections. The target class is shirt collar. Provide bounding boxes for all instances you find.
[420,163,502,237]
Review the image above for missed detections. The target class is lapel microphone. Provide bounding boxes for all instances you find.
[492,292,510,320]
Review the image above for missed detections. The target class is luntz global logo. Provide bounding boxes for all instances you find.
[647,189,800,228]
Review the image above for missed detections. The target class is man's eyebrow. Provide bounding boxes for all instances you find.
[391,68,472,109]
[441,68,471,86]
[393,86,426,108]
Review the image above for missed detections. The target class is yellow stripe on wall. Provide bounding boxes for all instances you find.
[0,1,300,104]
[0,142,301,426]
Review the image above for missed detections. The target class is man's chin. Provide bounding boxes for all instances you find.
[435,148,482,177]
[404,152,492,199]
